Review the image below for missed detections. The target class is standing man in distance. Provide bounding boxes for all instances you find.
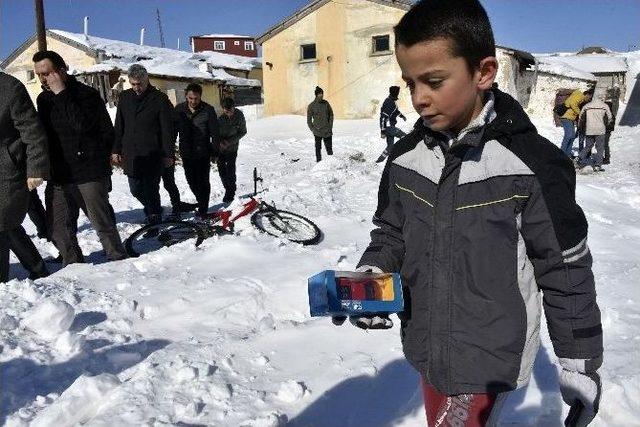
[34,50,126,265]
[307,86,334,162]
[216,97,246,204]
[174,83,219,215]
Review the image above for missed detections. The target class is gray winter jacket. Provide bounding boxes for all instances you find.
[307,99,334,138]
[578,99,613,136]
[0,73,49,231]
[217,108,246,153]
[359,89,602,395]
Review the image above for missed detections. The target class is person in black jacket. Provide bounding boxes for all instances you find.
[0,71,50,282]
[376,85,407,163]
[174,83,219,215]
[112,64,176,224]
[34,51,126,266]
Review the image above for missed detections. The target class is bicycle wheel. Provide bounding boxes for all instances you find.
[125,221,205,257]
[251,209,322,245]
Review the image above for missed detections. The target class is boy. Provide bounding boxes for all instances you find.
[376,85,407,163]
[575,93,613,172]
[338,1,603,426]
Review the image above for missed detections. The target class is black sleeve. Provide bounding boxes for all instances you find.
[13,85,49,179]
[237,110,247,140]
[93,92,115,154]
[358,162,405,272]
[113,102,124,155]
[209,106,220,151]
[159,95,175,158]
[516,138,602,361]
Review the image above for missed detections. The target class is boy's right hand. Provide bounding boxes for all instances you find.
[330,265,393,329]
[332,314,393,329]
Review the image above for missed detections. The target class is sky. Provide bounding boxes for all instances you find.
[1,0,639,61]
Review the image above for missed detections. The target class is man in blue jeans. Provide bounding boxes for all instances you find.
[559,87,593,157]
[376,86,407,163]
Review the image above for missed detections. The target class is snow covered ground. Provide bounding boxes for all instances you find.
[1,110,639,426]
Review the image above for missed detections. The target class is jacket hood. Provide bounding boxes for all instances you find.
[484,88,537,141]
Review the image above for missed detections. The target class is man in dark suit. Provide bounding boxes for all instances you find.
[112,64,179,224]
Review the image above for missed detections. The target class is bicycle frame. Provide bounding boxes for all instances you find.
[200,168,276,231]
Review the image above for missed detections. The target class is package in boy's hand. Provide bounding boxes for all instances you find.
[308,270,403,317]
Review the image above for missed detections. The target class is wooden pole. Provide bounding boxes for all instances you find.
[34,0,46,51]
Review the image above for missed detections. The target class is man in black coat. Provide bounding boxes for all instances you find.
[112,64,177,224]
[174,83,219,215]
[34,51,126,265]
[0,71,50,282]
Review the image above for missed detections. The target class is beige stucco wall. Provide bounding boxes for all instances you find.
[4,36,96,105]
[261,0,411,119]
[342,2,410,118]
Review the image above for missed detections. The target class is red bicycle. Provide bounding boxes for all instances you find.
[124,169,322,257]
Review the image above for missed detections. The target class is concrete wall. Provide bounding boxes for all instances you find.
[495,48,535,108]
[526,72,593,125]
[4,36,96,105]
[261,0,410,119]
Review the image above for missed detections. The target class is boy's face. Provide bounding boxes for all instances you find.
[397,38,496,134]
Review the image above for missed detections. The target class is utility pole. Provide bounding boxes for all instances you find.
[156,8,165,48]
[34,0,47,51]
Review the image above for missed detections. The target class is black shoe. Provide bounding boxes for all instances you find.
[593,165,605,172]
[176,201,198,213]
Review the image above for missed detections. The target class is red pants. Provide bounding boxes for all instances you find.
[422,381,506,427]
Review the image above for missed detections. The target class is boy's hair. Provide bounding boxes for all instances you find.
[584,86,595,96]
[185,83,203,95]
[32,50,67,70]
[221,97,235,110]
[394,0,496,72]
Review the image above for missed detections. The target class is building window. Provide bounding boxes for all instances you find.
[214,41,226,51]
[26,70,35,81]
[300,43,316,60]
[244,41,255,51]
[372,35,391,53]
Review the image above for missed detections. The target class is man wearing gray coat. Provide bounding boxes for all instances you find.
[307,86,334,162]
[0,72,50,282]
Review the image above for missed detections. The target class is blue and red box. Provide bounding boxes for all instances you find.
[308,270,404,317]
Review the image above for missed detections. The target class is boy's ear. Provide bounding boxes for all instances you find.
[476,56,498,91]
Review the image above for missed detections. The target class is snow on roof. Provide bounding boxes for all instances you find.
[536,53,628,74]
[194,34,253,39]
[50,29,260,86]
[535,58,597,81]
